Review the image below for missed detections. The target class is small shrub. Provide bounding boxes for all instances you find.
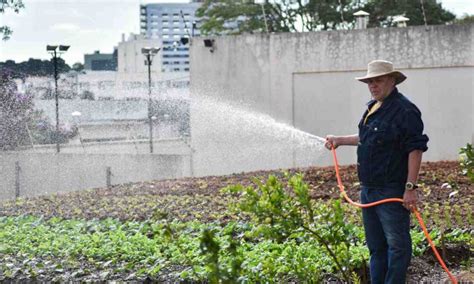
[459,143,474,182]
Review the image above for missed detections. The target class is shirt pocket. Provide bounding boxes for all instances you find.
[366,121,395,146]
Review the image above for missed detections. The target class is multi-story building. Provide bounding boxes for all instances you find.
[139,1,202,73]
[84,50,117,71]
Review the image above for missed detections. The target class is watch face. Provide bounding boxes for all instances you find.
[406,182,414,190]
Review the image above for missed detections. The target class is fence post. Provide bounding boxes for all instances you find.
[106,167,112,188]
[15,161,20,198]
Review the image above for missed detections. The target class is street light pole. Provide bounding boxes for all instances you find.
[146,52,153,154]
[142,47,161,154]
[47,45,70,153]
[53,49,59,153]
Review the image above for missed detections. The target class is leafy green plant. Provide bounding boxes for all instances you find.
[223,173,365,282]
[459,143,474,182]
[199,226,243,283]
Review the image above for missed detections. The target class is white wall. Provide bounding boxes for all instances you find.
[190,24,474,176]
[0,151,192,201]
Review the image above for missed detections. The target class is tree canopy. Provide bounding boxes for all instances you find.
[1,0,25,40]
[0,58,71,78]
[0,69,78,149]
[196,0,457,35]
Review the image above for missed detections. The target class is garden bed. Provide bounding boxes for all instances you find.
[0,161,472,282]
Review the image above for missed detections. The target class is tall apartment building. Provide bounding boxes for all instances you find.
[140,1,202,73]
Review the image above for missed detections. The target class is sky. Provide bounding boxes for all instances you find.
[1,0,473,65]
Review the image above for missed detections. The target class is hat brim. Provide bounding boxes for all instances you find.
[356,71,407,85]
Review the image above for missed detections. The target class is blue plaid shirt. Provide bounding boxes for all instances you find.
[357,88,429,187]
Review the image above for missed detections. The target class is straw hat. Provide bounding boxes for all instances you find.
[356,60,406,85]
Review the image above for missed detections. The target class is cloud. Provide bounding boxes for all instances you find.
[50,23,81,32]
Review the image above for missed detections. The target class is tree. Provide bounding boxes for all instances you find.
[72,62,85,72]
[362,0,456,28]
[0,69,77,149]
[0,58,71,77]
[0,69,31,149]
[196,0,456,35]
[196,0,358,34]
[0,0,25,40]
[455,14,474,25]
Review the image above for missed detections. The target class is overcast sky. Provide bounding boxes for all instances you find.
[0,0,473,65]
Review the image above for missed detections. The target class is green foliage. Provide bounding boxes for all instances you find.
[0,69,78,149]
[199,226,243,283]
[224,173,365,282]
[0,0,25,40]
[72,62,85,72]
[0,206,471,281]
[454,14,474,24]
[363,0,455,27]
[0,58,71,78]
[459,143,474,182]
[196,0,359,34]
[0,166,471,281]
[196,0,456,35]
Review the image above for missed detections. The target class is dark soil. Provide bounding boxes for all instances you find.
[0,160,472,283]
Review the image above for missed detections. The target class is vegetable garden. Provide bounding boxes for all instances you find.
[0,147,473,282]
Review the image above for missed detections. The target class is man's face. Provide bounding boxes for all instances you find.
[366,75,396,101]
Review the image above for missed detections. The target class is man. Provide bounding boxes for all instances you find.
[325,60,429,284]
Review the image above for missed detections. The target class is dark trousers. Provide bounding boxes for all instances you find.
[361,185,412,284]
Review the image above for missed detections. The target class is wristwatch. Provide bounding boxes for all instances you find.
[405,182,418,191]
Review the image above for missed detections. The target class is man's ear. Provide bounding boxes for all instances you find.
[390,76,396,86]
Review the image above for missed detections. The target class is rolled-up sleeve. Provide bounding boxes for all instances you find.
[401,109,429,153]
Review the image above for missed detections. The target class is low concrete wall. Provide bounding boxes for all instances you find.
[0,152,191,201]
[190,24,474,176]
[27,138,192,155]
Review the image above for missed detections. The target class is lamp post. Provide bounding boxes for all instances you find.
[47,44,70,153]
[141,47,161,153]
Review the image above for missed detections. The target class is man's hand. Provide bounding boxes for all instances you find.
[403,190,418,211]
[325,135,339,150]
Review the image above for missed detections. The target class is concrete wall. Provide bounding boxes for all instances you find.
[0,151,192,201]
[190,24,474,176]
[26,138,192,155]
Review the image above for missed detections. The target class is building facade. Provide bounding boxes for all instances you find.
[139,2,202,72]
[84,50,117,71]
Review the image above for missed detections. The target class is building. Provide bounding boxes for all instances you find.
[117,34,162,74]
[84,50,117,71]
[139,2,202,72]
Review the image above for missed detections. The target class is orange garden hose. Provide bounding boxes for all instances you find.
[329,146,458,284]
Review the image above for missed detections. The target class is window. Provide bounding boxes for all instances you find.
[163,28,169,32]
[163,35,170,39]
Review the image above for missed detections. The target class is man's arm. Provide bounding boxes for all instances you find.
[403,150,423,210]
[325,134,359,149]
